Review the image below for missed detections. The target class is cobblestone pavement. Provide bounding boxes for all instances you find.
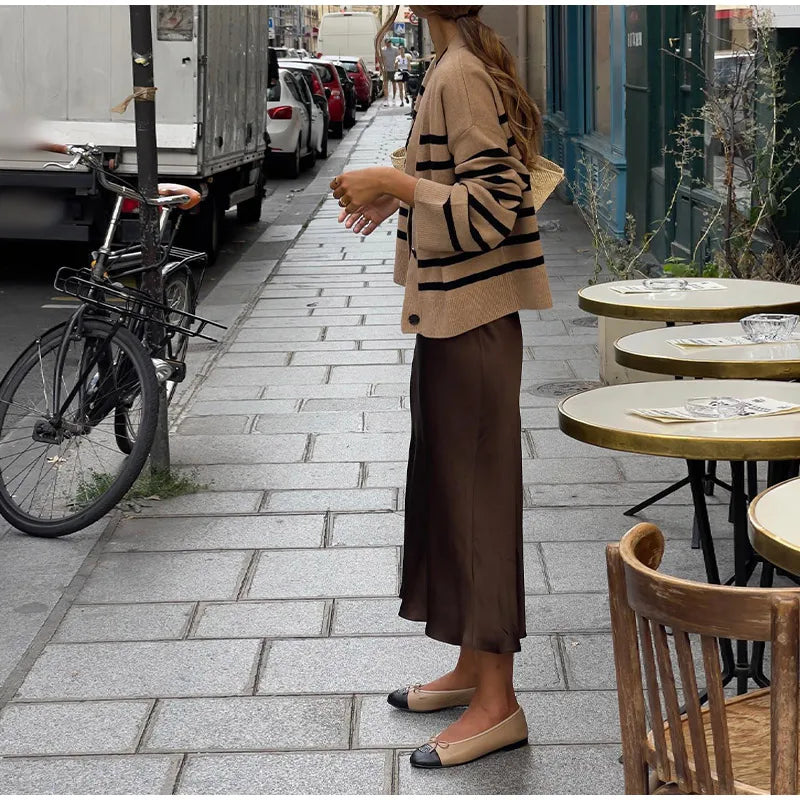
[0,106,736,794]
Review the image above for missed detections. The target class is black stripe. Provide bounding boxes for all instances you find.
[418,255,546,291]
[468,195,513,237]
[416,158,455,171]
[457,163,511,181]
[397,229,407,240]
[518,206,537,218]
[468,215,491,251]
[483,175,518,187]
[419,133,448,145]
[507,136,516,149]
[498,112,509,125]
[489,188,523,203]
[443,197,460,252]
[463,147,509,162]
[504,230,541,246]
[399,206,409,217]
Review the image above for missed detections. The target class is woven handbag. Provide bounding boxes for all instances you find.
[390,147,563,209]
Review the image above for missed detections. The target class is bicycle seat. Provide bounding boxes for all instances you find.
[157,183,202,210]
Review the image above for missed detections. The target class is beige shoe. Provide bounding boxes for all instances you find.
[387,683,477,713]
[410,706,529,768]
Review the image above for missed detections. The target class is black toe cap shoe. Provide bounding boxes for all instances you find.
[410,742,442,769]
[387,687,409,709]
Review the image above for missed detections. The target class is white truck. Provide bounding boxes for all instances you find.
[318,11,380,72]
[0,5,272,261]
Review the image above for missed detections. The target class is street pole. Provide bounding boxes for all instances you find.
[128,4,170,473]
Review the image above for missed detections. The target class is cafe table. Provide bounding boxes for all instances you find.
[749,477,800,579]
[614,322,800,380]
[578,278,800,323]
[558,378,800,693]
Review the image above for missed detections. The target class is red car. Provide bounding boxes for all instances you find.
[308,58,346,138]
[339,57,372,111]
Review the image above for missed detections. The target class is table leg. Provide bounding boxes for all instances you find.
[730,461,753,695]
[623,476,691,517]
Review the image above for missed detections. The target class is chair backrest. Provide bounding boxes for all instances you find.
[607,523,800,794]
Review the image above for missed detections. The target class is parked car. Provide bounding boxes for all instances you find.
[280,60,330,160]
[339,57,372,110]
[332,62,357,129]
[308,58,347,138]
[272,47,300,59]
[267,69,315,178]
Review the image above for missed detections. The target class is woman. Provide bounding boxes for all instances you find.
[330,6,552,769]
[394,45,410,105]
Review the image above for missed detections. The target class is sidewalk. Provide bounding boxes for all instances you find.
[0,107,734,794]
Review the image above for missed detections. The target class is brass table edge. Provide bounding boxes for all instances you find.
[612,343,800,380]
[557,403,800,461]
[748,479,800,575]
[577,291,800,323]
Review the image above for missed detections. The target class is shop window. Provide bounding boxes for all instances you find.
[593,6,612,136]
[705,5,756,194]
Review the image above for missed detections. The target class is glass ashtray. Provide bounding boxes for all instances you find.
[740,313,799,343]
[643,278,688,291]
[684,396,745,419]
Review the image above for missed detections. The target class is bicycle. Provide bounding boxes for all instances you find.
[0,144,225,537]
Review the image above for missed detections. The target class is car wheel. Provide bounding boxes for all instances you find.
[286,138,301,178]
[302,134,316,169]
[330,120,344,139]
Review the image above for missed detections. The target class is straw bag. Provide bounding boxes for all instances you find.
[389,147,564,210]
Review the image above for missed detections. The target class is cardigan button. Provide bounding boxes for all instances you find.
[408,314,420,326]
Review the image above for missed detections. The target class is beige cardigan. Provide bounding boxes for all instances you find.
[394,33,552,338]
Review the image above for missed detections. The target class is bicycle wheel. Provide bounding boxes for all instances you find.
[0,318,159,537]
[163,269,195,402]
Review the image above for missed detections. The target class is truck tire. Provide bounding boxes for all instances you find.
[330,120,344,139]
[236,163,266,224]
[195,192,223,264]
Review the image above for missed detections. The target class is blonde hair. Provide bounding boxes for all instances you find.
[376,5,541,164]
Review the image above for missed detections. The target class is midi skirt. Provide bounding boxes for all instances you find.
[399,312,526,654]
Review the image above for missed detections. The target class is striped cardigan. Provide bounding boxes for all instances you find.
[394,33,552,338]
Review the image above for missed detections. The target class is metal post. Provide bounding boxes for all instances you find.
[129,5,170,473]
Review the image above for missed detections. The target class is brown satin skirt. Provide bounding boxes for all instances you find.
[399,312,526,654]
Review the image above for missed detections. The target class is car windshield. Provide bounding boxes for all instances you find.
[268,80,281,102]
[342,62,360,74]
[313,63,336,83]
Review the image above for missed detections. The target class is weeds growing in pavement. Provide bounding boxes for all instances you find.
[75,468,205,510]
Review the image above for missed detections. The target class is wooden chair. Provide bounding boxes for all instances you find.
[607,523,800,794]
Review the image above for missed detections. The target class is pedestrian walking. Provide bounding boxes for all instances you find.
[394,46,410,105]
[330,4,552,770]
[381,36,399,106]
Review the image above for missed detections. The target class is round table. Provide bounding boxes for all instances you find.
[614,322,800,380]
[749,477,800,576]
[578,278,800,322]
[559,378,800,693]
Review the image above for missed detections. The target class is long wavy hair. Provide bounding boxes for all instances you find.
[376,5,541,164]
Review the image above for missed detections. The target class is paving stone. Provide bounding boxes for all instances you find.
[253,412,362,434]
[397,743,623,794]
[234,326,324,342]
[192,385,263,401]
[248,313,362,327]
[133,491,262,516]
[0,700,152,755]
[525,593,610,634]
[332,597,422,636]
[541,539,734,594]
[142,695,351,752]
[528,429,612,459]
[568,359,601,380]
[520,361,575,380]
[312,433,409,461]
[325,326,413,342]
[204,365,328,386]
[301,396,401,413]
[17,639,262,700]
[170,434,307,464]
[521,407,560,428]
[228,340,355,353]
[177,751,388,794]
[0,754,181,794]
[363,461,407,488]
[193,600,326,638]
[292,350,400,366]
[77,551,251,603]
[247,547,399,599]
[105,515,324,552]
[523,457,622,484]
[260,635,563,694]
[176,415,252,435]
[54,603,194,643]
[189,399,299,415]
[616,454,706,482]
[363,411,412,433]
[330,512,405,546]
[523,544,548,594]
[361,338,414,349]
[371,382,410,397]
[253,296,347,310]
[525,482,713,508]
[560,634,617,690]
[530,344,598,360]
[264,488,396,512]
[263,383,371,399]
[183,463,361,492]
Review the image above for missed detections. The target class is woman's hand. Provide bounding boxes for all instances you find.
[337,194,401,236]
[331,167,419,212]
[330,167,390,213]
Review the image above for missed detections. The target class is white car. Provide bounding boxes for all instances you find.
[268,69,320,177]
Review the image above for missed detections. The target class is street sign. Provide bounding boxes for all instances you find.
[393,21,406,35]
[268,16,274,37]
[408,13,418,25]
